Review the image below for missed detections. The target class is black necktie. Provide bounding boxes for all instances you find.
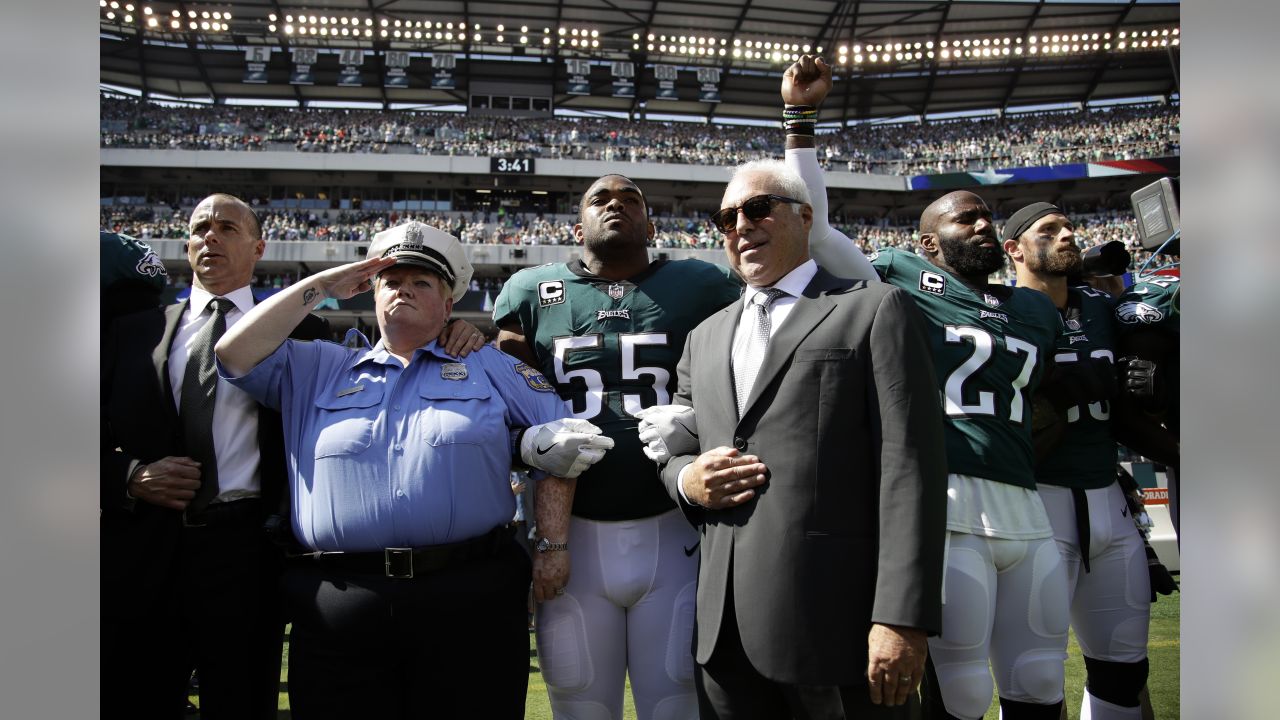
[181,297,234,519]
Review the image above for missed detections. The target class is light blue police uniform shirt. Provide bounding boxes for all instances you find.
[221,334,567,551]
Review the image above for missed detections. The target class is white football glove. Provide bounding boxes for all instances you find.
[519,418,615,479]
[635,404,699,464]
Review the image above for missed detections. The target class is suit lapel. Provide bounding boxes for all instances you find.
[707,301,743,420]
[740,269,844,418]
[153,300,188,417]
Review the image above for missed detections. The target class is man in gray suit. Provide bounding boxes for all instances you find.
[657,159,948,719]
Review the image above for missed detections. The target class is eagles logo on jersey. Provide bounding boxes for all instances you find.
[1115,273,1179,334]
[1115,300,1164,325]
[135,249,166,278]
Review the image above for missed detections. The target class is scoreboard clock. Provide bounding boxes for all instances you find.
[490,157,536,174]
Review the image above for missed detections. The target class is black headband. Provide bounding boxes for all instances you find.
[1003,202,1064,242]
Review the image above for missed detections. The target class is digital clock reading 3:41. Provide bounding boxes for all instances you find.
[491,157,535,173]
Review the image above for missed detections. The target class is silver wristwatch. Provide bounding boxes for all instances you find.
[535,537,569,553]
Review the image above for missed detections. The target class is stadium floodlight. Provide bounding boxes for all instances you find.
[188,21,196,29]
[520,35,527,43]
[106,10,115,19]
[853,54,862,63]
[546,37,553,44]
[592,30,599,38]
[497,24,504,32]
[124,14,133,22]
[170,19,179,28]
[211,11,221,20]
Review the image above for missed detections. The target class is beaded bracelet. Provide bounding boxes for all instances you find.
[783,105,818,136]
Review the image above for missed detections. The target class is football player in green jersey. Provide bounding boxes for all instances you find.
[1114,272,1181,532]
[493,174,742,720]
[1005,202,1178,720]
[862,192,1071,720]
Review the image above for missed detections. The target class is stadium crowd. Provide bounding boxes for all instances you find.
[101,94,1178,175]
[101,202,1165,285]
[101,54,1179,720]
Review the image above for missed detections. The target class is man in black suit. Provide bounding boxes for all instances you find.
[657,161,948,719]
[101,193,329,719]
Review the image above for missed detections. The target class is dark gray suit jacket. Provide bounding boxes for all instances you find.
[101,298,328,613]
[660,267,948,686]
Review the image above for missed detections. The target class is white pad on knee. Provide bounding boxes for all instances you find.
[1002,650,1066,705]
[936,661,996,720]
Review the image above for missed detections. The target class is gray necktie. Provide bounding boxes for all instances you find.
[734,287,787,417]
[181,297,234,519]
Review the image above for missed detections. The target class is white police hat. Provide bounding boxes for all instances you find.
[367,221,473,302]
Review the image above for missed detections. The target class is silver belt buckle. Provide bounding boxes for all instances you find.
[384,547,414,578]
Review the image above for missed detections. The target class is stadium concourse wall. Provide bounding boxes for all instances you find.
[98,148,911,192]
[139,237,723,272]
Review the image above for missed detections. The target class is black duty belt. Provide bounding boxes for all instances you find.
[182,498,265,529]
[293,524,514,579]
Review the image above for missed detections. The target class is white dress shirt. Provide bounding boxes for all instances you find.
[679,259,818,505]
[169,285,262,500]
[730,258,818,359]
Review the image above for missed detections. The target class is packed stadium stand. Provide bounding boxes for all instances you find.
[100,0,1180,328]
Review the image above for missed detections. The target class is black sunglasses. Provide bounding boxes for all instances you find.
[711,194,802,234]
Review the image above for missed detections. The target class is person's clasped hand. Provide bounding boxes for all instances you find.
[520,419,615,478]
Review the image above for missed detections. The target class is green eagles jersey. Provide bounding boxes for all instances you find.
[494,258,743,520]
[1115,273,1180,335]
[1037,286,1119,490]
[869,247,1060,489]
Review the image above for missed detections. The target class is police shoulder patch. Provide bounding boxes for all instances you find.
[513,362,554,392]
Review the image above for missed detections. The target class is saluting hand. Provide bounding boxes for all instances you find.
[309,256,398,302]
[782,54,833,107]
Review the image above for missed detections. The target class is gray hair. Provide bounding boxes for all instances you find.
[728,159,812,215]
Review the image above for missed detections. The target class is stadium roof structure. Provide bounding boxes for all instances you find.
[100,0,1180,123]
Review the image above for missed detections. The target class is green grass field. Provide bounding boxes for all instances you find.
[201,590,1178,718]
